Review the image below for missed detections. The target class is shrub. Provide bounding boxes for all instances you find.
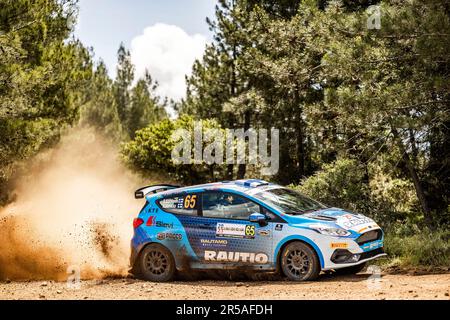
[121,115,225,184]
[294,157,422,228]
[293,158,450,268]
[293,158,372,214]
[384,228,450,267]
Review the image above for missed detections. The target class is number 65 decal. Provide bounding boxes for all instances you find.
[184,194,197,209]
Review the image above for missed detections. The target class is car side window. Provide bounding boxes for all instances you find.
[158,194,198,216]
[202,192,260,220]
[261,206,285,222]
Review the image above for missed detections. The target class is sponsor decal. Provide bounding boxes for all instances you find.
[358,226,369,233]
[157,232,182,241]
[358,224,379,233]
[337,214,373,229]
[216,223,255,239]
[275,224,283,231]
[204,250,269,264]
[258,229,270,237]
[157,233,165,240]
[361,240,383,252]
[200,239,228,246]
[146,216,174,228]
[148,207,158,213]
[330,242,349,249]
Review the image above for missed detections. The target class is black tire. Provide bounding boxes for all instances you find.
[280,242,321,281]
[334,262,366,275]
[137,243,175,282]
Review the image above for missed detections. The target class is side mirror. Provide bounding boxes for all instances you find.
[249,212,268,227]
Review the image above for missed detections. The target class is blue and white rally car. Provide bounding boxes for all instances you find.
[130,179,386,281]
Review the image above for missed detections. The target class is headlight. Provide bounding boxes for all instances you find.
[309,224,351,237]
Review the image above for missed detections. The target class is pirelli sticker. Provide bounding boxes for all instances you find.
[330,242,349,249]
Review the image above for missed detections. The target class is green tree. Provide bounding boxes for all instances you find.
[121,115,224,184]
[181,0,449,229]
[127,71,167,139]
[240,1,325,182]
[113,43,134,133]
[79,61,124,141]
[319,0,450,227]
[183,0,255,179]
[0,0,93,204]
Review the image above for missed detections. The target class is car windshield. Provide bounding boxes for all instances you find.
[252,188,326,215]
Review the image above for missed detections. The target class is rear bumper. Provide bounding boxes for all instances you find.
[129,237,147,270]
[130,241,138,268]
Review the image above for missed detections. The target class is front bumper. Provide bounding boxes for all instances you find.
[320,232,386,270]
[331,247,385,264]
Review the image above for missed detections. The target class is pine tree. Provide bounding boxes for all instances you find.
[183,0,256,178]
[127,70,167,139]
[318,0,450,226]
[79,61,124,141]
[0,0,93,204]
[113,43,135,135]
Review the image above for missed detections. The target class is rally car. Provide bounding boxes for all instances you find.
[130,179,386,281]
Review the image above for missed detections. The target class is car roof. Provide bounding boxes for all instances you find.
[151,179,279,198]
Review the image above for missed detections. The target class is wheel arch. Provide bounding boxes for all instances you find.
[274,236,324,270]
[131,241,181,273]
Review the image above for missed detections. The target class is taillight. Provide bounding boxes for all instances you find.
[133,218,144,229]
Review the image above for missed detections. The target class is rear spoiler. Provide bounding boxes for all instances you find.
[134,184,181,199]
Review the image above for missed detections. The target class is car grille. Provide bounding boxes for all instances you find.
[360,247,384,260]
[356,229,383,245]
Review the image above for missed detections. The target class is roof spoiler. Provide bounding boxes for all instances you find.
[134,184,181,199]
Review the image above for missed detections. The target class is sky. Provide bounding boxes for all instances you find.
[74,0,216,101]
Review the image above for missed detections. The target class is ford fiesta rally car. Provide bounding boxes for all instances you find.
[130,179,386,281]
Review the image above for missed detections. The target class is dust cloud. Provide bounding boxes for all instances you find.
[0,127,145,281]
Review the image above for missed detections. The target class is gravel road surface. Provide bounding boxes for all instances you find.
[1,273,449,300]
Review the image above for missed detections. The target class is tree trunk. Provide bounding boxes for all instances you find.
[293,86,305,180]
[237,110,250,179]
[225,164,234,180]
[408,128,418,162]
[226,40,238,181]
[391,127,433,226]
[295,116,305,179]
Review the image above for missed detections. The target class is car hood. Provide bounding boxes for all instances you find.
[298,208,379,233]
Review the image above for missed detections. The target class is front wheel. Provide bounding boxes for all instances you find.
[137,243,175,282]
[334,262,366,275]
[280,242,320,281]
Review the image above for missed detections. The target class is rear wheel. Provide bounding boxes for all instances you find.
[280,242,320,281]
[137,243,175,282]
[334,262,366,275]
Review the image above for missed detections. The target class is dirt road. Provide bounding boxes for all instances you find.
[1,273,449,300]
